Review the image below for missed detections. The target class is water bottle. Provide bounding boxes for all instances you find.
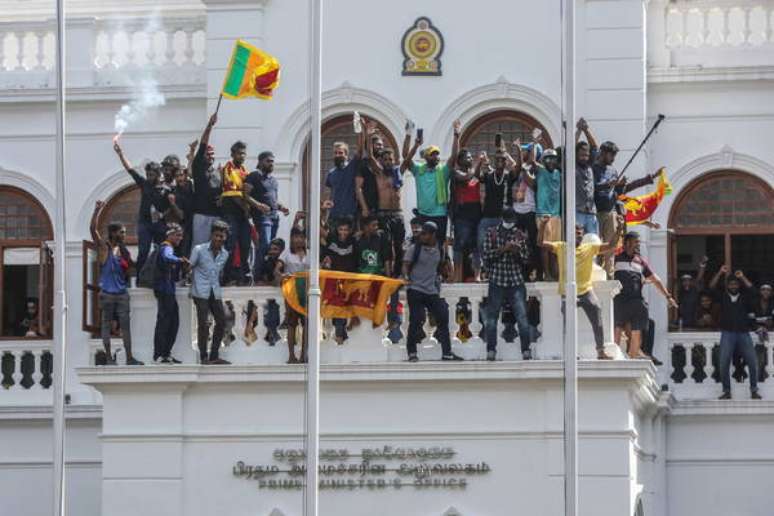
[353,111,362,134]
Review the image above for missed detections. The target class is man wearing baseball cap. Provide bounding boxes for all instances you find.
[401,120,464,246]
[402,221,463,362]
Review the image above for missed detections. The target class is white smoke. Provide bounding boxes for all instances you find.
[112,9,166,139]
[114,79,166,137]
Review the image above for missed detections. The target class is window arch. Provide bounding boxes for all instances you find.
[460,110,553,157]
[668,170,774,289]
[98,184,141,245]
[0,186,53,338]
[301,114,399,211]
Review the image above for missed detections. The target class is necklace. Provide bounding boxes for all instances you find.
[492,169,506,186]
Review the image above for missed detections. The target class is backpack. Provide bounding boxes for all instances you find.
[137,247,160,288]
[408,242,447,276]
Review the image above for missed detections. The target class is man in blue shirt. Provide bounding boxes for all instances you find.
[90,201,143,365]
[153,223,188,364]
[246,151,290,282]
[189,221,230,364]
[324,141,361,224]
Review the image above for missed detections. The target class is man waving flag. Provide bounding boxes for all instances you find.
[221,40,281,100]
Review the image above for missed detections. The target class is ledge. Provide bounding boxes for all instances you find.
[670,399,774,417]
[0,404,102,421]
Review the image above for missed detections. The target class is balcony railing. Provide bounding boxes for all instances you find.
[0,14,205,91]
[667,331,774,399]
[87,281,624,367]
[0,340,53,404]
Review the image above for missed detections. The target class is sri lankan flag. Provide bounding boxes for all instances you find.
[221,40,280,100]
[282,271,404,326]
[619,167,673,225]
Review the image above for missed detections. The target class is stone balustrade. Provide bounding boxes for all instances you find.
[88,281,624,367]
[0,340,53,403]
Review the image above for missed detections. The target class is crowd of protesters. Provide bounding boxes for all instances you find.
[86,111,765,397]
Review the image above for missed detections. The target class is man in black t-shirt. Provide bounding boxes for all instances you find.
[613,231,676,360]
[356,215,392,276]
[323,217,358,344]
[477,150,519,272]
[191,114,223,248]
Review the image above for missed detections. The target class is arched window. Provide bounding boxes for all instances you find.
[460,110,552,157]
[669,170,774,287]
[98,184,141,245]
[301,114,398,211]
[0,186,53,338]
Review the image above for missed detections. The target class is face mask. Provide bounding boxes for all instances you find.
[501,222,515,230]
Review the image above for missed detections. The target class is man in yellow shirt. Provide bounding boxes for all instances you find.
[542,221,624,360]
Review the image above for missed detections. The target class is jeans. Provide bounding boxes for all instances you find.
[252,215,279,280]
[333,318,348,340]
[514,211,538,277]
[224,211,252,283]
[153,291,179,360]
[477,218,501,269]
[576,291,604,351]
[453,217,480,267]
[576,212,599,235]
[406,289,452,356]
[485,283,531,353]
[193,293,226,361]
[719,331,758,393]
[99,292,131,356]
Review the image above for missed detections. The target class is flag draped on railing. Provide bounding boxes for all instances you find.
[282,271,404,326]
[620,167,673,225]
[221,39,281,100]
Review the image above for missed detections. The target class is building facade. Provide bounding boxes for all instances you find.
[1,0,773,515]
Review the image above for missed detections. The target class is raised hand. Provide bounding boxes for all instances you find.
[699,255,709,268]
[734,270,744,279]
[452,119,462,134]
[322,200,334,210]
[719,264,730,275]
[208,113,218,127]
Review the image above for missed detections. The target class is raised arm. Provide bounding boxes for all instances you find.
[401,122,412,162]
[446,119,462,169]
[113,141,133,172]
[735,270,754,289]
[709,264,729,290]
[696,255,708,285]
[90,201,109,265]
[401,133,422,174]
[200,113,217,150]
[575,118,598,149]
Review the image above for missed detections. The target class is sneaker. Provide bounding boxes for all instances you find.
[408,353,419,363]
[718,391,732,400]
[208,358,231,365]
[199,358,210,365]
[597,350,613,360]
[126,357,144,366]
[442,353,464,361]
[751,391,762,400]
[167,356,182,364]
[651,356,663,366]
[103,358,117,366]
[522,349,533,361]
[154,356,167,365]
[486,350,497,362]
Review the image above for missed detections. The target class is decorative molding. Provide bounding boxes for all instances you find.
[274,82,409,164]
[0,165,56,223]
[430,77,561,152]
[648,65,774,84]
[654,145,774,227]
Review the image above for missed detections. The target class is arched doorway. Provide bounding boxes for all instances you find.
[0,185,54,338]
[460,109,552,156]
[301,113,399,212]
[668,170,774,287]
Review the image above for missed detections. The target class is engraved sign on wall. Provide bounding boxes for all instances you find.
[401,17,444,76]
[233,446,491,491]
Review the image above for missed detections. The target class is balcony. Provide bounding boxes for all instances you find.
[0,13,205,94]
[0,339,53,404]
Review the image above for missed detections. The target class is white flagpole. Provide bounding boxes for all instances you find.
[561,1,578,516]
[305,0,323,514]
[52,0,69,513]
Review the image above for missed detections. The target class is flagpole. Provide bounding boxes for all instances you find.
[52,0,69,512]
[305,0,323,514]
[561,1,578,516]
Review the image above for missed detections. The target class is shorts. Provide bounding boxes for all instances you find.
[453,217,479,253]
[614,298,649,332]
[285,302,306,326]
[536,215,561,244]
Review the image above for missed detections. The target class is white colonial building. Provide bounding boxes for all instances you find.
[1,0,773,515]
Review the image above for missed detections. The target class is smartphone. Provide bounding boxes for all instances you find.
[494,133,502,149]
[417,128,424,140]
[532,128,542,141]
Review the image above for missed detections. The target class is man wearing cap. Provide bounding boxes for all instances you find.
[541,223,626,360]
[401,120,463,246]
[481,207,533,361]
[536,148,562,280]
[676,256,707,329]
[402,221,463,362]
[191,113,223,248]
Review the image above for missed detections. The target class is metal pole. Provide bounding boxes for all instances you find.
[52,0,69,513]
[561,1,578,516]
[304,0,322,514]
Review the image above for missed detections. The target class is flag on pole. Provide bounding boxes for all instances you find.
[221,40,281,100]
[282,271,404,326]
[619,167,672,225]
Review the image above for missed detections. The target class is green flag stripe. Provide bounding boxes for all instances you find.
[223,44,251,96]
